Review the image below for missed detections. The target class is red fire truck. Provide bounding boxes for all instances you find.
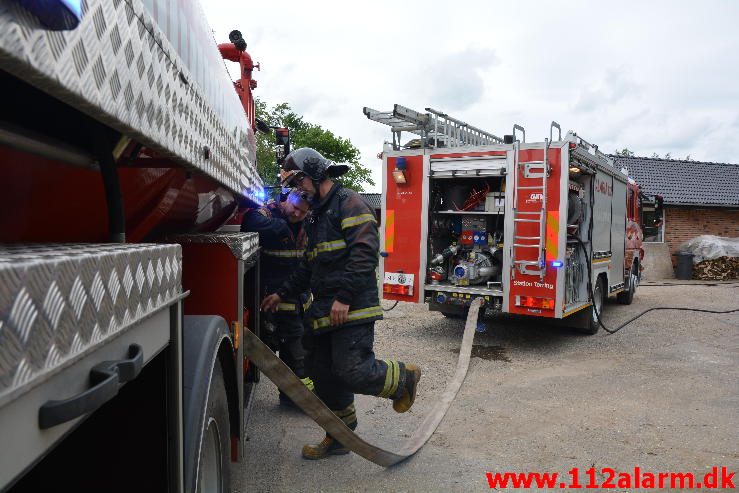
[0,1,271,491]
[365,104,645,334]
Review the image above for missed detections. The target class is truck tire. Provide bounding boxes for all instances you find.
[617,263,638,305]
[195,361,231,493]
[573,277,605,335]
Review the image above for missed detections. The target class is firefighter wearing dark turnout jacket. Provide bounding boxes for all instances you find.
[242,189,315,406]
[261,148,421,460]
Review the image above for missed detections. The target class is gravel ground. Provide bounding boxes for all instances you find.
[234,283,739,492]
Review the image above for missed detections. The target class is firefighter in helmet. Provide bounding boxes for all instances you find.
[242,187,315,407]
[261,148,422,460]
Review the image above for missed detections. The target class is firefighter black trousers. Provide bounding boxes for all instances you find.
[269,312,306,380]
[303,322,406,413]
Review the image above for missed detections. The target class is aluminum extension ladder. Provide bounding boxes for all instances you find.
[363,104,504,149]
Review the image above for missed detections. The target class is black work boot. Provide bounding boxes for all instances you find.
[392,364,422,413]
[301,404,356,460]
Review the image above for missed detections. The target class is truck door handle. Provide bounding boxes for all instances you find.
[38,344,144,429]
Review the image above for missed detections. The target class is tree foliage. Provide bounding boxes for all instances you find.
[614,148,635,157]
[254,99,374,192]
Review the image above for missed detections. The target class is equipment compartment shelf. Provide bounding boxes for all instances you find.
[434,210,503,215]
[425,284,504,296]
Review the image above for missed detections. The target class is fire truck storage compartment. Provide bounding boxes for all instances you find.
[564,154,628,310]
[564,175,591,307]
[426,175,506,299]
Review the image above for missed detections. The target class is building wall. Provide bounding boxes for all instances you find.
[664,206,739,256]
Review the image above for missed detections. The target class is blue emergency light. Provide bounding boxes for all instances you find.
[551,260,564,268]
[20,0,83,30]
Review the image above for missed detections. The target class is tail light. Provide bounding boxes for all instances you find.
[515,296,555,310]
[382,272,415,296]
[383,284,412,295]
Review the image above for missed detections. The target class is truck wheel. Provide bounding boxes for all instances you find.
[196,362,231,493]
[573,277,604,335]
[617,265,638,305]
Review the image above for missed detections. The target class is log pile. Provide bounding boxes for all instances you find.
[692,256,739,280]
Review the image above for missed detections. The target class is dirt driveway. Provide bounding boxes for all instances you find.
[235,283,739,492]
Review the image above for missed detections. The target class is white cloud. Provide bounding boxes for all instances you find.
[202,0,739,190]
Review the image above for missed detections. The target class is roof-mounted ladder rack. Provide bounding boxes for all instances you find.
[363,104,505,150]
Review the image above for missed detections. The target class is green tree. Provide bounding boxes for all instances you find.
[254,99,375,192]
[614,148,635,157]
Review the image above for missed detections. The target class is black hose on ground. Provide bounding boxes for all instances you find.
[382,300,399,312]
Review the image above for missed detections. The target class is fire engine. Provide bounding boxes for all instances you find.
[365,104,646,334]
[0,1,276,491]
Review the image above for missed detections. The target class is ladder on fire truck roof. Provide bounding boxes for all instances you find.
[363,104,505,149]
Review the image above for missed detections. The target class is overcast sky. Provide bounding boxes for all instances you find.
[203,1,739,192]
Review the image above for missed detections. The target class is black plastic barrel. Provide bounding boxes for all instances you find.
[676,252,694,280]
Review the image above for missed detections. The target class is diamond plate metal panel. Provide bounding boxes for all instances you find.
[0,0,263,203]
[0,243,182,405]
[174,232,259,261]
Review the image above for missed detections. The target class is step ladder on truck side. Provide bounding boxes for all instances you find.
[511,124,549,280]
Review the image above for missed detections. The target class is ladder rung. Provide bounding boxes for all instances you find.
[517,186,544,190]
[514,211,540,214]
[514,219,540,223]
[513,244,540,248]
[515,236,541,240]
[514,260,542,266]
[519,161,544,165]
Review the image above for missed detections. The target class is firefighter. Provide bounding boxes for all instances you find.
[242,187,315,407]
[260,148,421,460]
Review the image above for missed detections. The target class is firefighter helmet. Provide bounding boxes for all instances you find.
[281,148,349,187]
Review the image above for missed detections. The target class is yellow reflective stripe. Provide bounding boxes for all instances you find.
[306,239,347,261]
[333,403,357,425]
[341,213,376,230]
[263,249,304,258]
[312,305,383,330]
[277,295,312,312]
[301,377,315,392]
[316,239,347,253]
[378,360,400,398]
[276,302,297,311]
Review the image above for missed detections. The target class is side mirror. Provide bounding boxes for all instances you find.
[274,128,290,165]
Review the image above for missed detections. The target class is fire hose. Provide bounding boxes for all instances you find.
[243,298,483,467]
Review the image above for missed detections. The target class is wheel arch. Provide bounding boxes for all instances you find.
[182,315,240,493]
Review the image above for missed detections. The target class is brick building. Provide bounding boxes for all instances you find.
[613,156,739,271]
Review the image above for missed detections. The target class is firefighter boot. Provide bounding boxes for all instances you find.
[392,364,422,413]
[301,404,356,460]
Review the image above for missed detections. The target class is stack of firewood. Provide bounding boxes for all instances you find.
[692,256,739,280]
